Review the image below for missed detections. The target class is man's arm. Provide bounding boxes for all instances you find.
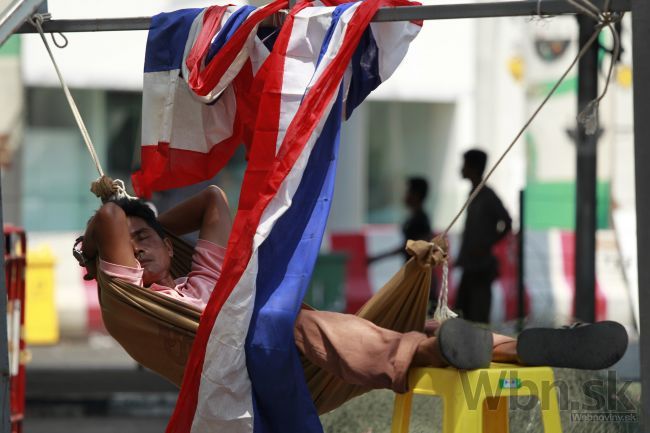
[368,246,403,264]
[81,203,140,278]
[492,193,512,242]
[157,185,232,247]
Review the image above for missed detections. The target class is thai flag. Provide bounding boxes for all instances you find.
[132,3,284,197]
[134,2,420,432]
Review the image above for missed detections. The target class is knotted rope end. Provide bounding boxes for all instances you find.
[90,176,136,203]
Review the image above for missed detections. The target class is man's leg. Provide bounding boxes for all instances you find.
[295,310,629,403]
[294,310,517,394]
[294,309,435,394]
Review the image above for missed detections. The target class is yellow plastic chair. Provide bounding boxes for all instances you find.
[391,363,562,433]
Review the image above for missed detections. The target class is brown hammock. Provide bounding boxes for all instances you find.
[97,234,445,415]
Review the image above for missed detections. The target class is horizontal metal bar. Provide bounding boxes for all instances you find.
[373,0,630,21]
[13,0,631,34]
[15,16,151,33]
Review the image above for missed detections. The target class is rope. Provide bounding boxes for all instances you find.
[29,13,135,203]
[432,245,458,322]
[431,0,623,321]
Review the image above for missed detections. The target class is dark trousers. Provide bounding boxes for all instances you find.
[455,268,495,324]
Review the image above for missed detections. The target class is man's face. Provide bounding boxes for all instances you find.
[461,160,471,179]
[404,190,420,210]
[127,216,173,287]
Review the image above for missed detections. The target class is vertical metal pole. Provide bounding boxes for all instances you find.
[631,0,650,427]
[574,15,598,323]
[517,189,525,332]
[36,0,47,14]
[0,165,10,433]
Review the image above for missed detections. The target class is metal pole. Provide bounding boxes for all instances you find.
[0,0,45,45]
[631,0,650,427]
[0,166,10,433]
[10,0,631,34]
[573,15,598,324]
[518,189,525,332]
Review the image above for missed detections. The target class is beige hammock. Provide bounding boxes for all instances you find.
[97,234,446,415]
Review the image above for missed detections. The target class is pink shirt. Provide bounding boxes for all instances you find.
[99,239,226,310]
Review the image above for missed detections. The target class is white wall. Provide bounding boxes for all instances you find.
[328,104,368,232]
[474,17,527,228]
[370,18,476,103]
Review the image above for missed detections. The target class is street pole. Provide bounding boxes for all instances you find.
[574,15,598,324]
[0,165,10,433]
[631,0,650,426]
[518,189,525,332]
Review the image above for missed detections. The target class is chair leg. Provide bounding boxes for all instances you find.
[540,389,563,433]
[391,392,414,433]
[442,397,483,433]
[483,397,509,433]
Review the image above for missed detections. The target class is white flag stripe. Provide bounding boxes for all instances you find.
[369,21,421,82]
[191,7,351,425]
[274,5,338,152]
[191,92,339,433]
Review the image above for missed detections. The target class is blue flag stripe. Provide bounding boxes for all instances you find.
[246,91,343,433]
[206,5,257,63]
[144,9,202,73]
[345,26,381,119]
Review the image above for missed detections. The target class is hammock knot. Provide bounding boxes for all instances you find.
[405,236,448,269]
[91,175,135,203]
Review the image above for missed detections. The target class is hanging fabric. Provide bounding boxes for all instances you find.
[132,2,421,433]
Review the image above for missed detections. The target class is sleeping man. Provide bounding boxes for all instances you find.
[75,185,628,397]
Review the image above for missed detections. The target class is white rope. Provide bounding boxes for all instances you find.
[433,252,458,322]
[30,14,135,202]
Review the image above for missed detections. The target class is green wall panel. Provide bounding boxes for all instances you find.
[0,36,20,56]
[524,181,610,230]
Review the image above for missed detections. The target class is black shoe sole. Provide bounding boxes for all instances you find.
[517,321,629,370]
[437,318,493,370]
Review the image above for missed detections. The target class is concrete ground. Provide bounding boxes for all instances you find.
[24,417,170,433]
[22,332,641,433]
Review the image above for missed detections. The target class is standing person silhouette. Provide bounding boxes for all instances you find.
[369,177,437,314]
[455,149,512,323]
[369,177,433,263]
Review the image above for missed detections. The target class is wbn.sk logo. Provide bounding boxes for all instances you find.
[458,370,637,422]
